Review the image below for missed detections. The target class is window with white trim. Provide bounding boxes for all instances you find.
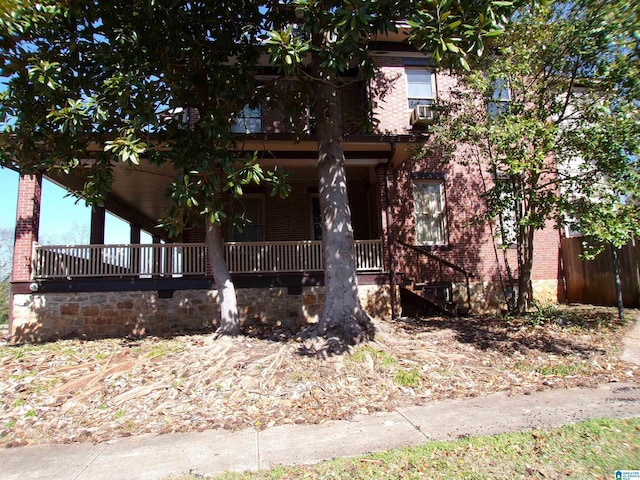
[487,78,511,117]
[406,68,435,110]
[412,179,447,245]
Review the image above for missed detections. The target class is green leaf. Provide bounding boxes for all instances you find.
[482,29,504,38]
[446,42,460,53]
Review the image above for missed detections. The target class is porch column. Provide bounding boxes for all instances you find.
[89,206,105,275]
[11,173,42,283]
[130,224,141,244]
[130,223,141,275]
[376,162,398,318]
[9,173,42,339]
[375,164,389,238]
[90,206,105,245]
[152,235,162,276]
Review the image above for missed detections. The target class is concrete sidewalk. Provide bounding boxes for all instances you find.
[1,381,639,480]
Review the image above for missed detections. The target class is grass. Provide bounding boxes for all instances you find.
[169,418,640,480]
[524,303,628,331]
[536,363,588,377]
[393,368,421,387]
[4,340,84,359]
[513,360,591,377]
[350,345,420,387]
[145,341,185,360]
[349,345,397,368]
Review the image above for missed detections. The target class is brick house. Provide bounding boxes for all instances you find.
[7,35,563,342]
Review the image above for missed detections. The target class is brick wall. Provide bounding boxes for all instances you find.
[369,55,461,135]
[263,175,378,241]
[389,142,562,305]
[182,173,380,243]
[11,174,42,283]
[366,54,562,305]
[264,179,318,241]
[188,80,367,136]
[370,56,409,134]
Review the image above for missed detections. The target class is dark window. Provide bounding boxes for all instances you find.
[312,195,322,240]
[231,196,265,242]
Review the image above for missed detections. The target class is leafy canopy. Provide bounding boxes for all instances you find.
[0,0,289,233]
[430,0,639,309]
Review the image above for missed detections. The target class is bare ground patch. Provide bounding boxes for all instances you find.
[1,305,638,447]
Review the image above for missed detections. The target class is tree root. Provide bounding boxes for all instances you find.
[299,309,376,357]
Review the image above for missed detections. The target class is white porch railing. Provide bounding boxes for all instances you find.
[33,243,208,279]
[33,240,384,279]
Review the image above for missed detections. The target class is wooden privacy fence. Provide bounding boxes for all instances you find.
[561,236,640,307]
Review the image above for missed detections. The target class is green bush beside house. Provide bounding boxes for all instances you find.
[0,280,9,324]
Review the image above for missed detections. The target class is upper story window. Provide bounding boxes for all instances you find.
[406,68,435,110]
[487,78,511,117]
[412,178,447,245]
[231,104,262,134]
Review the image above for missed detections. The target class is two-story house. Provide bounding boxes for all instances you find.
[7,34,563,342]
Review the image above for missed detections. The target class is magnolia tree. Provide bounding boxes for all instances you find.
[264,0,513,350]
[0,1,290,335]
[430,0,640,312]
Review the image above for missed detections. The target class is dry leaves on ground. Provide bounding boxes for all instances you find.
[0,305,638,447]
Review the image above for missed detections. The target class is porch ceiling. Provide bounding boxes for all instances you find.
[46,162,176,240]
[45,135,416,240]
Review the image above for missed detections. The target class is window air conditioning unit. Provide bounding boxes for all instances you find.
[410,104,435,125]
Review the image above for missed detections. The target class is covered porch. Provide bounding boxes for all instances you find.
[9,135,417,341]
[22,134,415,285]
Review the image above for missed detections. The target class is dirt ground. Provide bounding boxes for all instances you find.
[0,305,638,448]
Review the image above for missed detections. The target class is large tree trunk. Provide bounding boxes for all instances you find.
[301,76,375,349]
[205,219,240,336]
[516,224,535,313]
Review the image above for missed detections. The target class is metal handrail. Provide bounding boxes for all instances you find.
[398,240,475,312]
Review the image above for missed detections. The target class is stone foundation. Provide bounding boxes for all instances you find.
[10,279,560,342]
[451,279,560,313]
[10,285,392,343]
[531,280,561,306]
